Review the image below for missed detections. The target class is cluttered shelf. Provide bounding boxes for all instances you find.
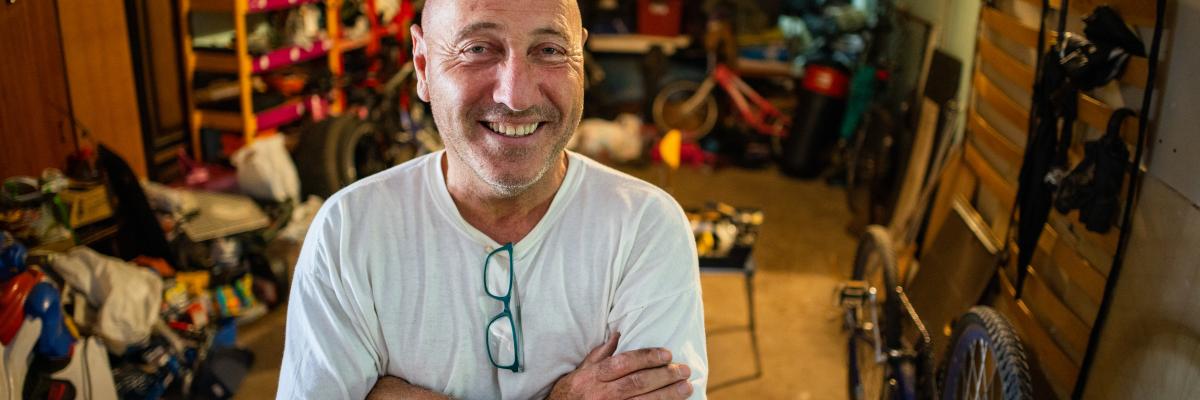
[190,0,324,14]
[193,39,333,74]
[194,94,328,133]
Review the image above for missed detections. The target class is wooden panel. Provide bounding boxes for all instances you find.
[974,72,1030,133]
[194,110,245,131]
[1022,266,1092,364]
[1049,239,1106,303]
[979,37,1036,89]
[1120,56,1149,88]
[57,0,148,178]
[1078,94,1140,147]
[969,112,1023,168]
[193,50,241,73]
[923,151,973,254]
[0,0,75,177]
[964,143,1016,208]
[1015,0,1158,27]
[996,273,1078,399]
[980,7,1041,50]
[190,0,237,13]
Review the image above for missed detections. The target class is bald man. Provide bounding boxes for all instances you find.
[276,0,707,398]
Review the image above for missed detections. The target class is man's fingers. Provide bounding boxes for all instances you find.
[583,332,621,365]
[626,380,693,400]
[596,348,672,382]
[608,364,690,399]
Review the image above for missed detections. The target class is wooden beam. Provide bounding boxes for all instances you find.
[995,273,1078,399]
[969,111,1023,168]
[964,143,1017,209]
[980,7,1041,50]
[978,37,1035,89]
[1077,94,1140,147]
[973,72,1031,133]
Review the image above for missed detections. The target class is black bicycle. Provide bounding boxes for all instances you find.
[840,225,1033,400]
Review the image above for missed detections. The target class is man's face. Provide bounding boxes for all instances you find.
[412,0,587,196]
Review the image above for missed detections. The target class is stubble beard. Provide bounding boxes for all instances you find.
[434,102,580,199]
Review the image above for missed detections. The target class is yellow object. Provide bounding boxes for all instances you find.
[660,129,682,170]
[176,271,212,296]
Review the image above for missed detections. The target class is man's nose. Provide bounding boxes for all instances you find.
[492,56,538,112]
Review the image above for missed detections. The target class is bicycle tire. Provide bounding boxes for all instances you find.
[651,80,718,141]
[848,225,904,400]
[939,306,1033,400]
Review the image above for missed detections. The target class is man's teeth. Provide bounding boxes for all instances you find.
[487,122,539,137]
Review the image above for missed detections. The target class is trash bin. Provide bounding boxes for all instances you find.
[779,63,850,178]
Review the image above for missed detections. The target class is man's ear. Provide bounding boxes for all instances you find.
[411,24,430,102]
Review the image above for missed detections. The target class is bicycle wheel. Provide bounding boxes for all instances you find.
[939,306,1033,400]
[848,225,903,400]
[651,80,718,141]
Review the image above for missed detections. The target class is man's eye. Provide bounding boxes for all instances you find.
[540,47,562,56]
[466,45,489,54]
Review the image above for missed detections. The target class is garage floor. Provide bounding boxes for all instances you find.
[234,163,856,400]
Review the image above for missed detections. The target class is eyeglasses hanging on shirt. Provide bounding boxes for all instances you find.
[484,243,524,373]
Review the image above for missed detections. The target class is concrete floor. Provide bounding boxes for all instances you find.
[234,164,857,399]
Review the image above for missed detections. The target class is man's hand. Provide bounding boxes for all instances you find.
[548,333,694,400]
[367,376,452,400]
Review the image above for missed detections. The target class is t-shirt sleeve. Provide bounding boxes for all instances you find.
[608,193,708,399]
[277,201,385,400]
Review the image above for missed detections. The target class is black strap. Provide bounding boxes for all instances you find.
[1072,0,1166,396]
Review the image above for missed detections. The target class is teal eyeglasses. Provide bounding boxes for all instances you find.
[484,243,524,373]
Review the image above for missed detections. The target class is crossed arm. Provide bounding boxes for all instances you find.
[366,333,693,400]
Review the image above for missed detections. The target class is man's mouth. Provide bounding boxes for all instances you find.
[482,121,542,138]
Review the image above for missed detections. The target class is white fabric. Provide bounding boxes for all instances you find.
[48,247,163,354]
[278,151,707,399]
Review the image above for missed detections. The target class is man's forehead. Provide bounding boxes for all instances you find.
[423,0,581,39]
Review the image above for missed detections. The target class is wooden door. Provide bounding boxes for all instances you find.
[0,1,75,178]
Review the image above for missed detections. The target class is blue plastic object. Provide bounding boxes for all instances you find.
[0,241,28,281]
[24,282,74,359]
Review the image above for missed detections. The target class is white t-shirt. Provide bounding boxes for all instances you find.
[277,151,707,399]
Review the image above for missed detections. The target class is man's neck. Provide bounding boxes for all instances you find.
[442,151,569,245]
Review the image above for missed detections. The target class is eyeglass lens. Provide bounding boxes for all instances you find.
[485,249,512,298]
[488,314,517,366]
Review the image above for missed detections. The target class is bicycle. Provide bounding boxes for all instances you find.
[650,63,790,143]
[840,225,1034,400]
[837,98,1033,399]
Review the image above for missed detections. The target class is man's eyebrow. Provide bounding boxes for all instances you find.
[452,21,501,43]
[531,27,570,43]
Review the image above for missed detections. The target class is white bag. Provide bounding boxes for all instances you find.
[49,247,163,354]
[231,135,301,202]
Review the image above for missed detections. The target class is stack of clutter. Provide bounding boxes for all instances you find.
[0,141,322,398]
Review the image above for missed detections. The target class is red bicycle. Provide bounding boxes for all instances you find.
[651,63,790,141]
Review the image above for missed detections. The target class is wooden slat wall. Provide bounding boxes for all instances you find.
[918,1,1158,397]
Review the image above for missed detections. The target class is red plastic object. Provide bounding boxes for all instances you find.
[246,0,324,14]
[0,270,43,345]
[802,65,850,99]
[250,40,331,74]
[637,0,683,37]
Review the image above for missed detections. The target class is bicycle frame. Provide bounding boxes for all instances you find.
[841,281,934,400]
[678,64,790,137]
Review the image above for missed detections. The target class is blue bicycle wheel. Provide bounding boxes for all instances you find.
[939,306,1033,400]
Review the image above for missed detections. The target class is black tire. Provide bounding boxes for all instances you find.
[294,116,355,198]
[939,306,1033,400]
[336,118,389,185]
[848,225,904,400]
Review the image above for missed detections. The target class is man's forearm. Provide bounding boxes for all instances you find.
[367,376,453,400]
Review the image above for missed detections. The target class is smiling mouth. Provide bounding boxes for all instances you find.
[481,121,542,138]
